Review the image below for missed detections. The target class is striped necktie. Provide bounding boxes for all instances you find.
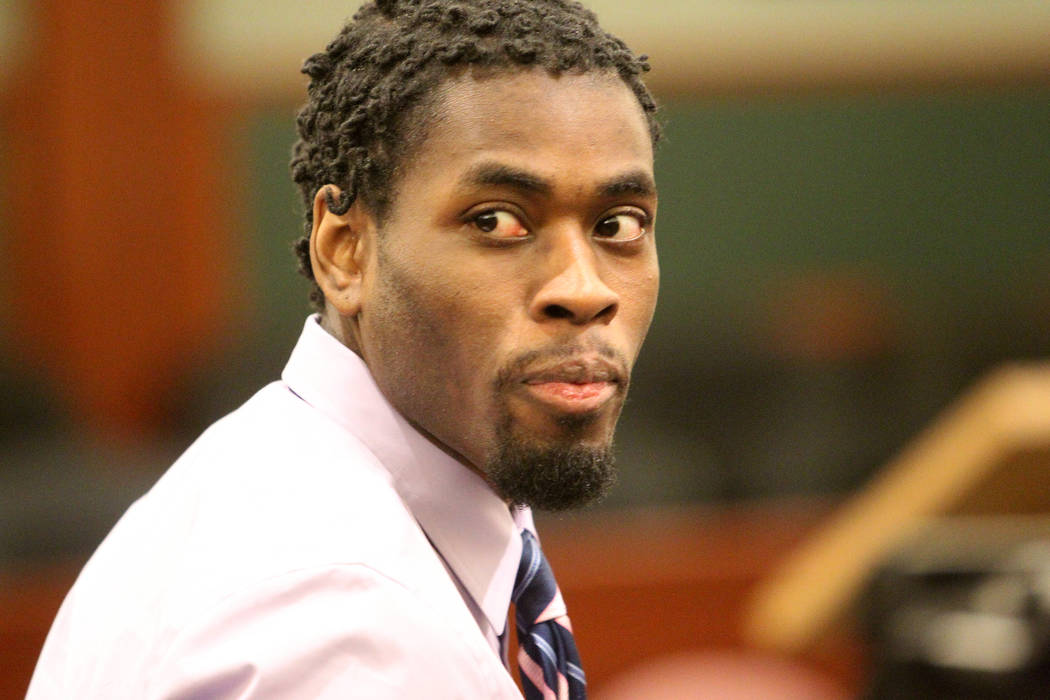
[512,529,586,700]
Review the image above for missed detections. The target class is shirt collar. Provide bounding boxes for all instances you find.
[281,315,525,636]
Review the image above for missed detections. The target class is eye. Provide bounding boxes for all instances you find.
[471,209,529,239]
[594,211,647,242]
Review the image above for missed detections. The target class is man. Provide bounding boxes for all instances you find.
[28,0,660,697]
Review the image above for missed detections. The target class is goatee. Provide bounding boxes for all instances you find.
[485,421,617,511]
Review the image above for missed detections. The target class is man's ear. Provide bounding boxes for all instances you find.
[309,185,374,317]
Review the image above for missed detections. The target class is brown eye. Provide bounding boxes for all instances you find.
[471,209,528,239]
[475,211,499,232]
[594,213,646,241]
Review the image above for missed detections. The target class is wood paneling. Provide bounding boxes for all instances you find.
[6,0,233,437]
[540,501,868,692]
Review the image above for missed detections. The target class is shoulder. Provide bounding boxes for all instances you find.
[121,381,430,597]
[29,383,468,697]
[31,562,521,700]
[148,563,521,699]
[105,381,412,566]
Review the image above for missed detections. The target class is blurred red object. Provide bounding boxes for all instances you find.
[596,650,851,700]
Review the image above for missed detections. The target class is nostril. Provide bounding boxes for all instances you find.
[543,304,574,320]
[542,302,617,323]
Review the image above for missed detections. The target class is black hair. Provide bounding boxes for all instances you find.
[289,0,660,306]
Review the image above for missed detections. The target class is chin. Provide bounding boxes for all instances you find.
[484,413,618,511]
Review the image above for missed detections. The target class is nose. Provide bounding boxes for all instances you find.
[529,232,619,325]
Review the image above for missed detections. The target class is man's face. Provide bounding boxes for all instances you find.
[352,69,659,508]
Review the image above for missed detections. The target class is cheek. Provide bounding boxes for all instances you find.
[372,263,517,463]
[378,261,511,389]
[438,293,517,380]
[611,258,660,333]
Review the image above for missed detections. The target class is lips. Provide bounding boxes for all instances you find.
[516,356,624,415]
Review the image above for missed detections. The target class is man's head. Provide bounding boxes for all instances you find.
[290,0,659,297]
[292,0,660,510]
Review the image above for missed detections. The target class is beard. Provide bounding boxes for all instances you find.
[484,410,618,512]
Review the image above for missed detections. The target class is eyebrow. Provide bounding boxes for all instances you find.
[459,162,656,200]
[598,170,657,199]
[460,163,552,196]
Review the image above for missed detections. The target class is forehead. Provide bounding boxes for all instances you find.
[397,69,654,193]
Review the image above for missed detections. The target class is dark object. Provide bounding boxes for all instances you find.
[863,518,1050,699]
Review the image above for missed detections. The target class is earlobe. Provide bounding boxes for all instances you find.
[309,185,373,317]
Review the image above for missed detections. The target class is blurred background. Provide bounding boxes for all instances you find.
[2,0,1049,697]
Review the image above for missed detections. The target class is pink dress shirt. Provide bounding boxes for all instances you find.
[27,316,527,699]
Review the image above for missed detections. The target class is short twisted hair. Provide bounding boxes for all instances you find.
[290,0,660,306]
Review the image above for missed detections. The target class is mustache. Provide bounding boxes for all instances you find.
[494,342,629,391]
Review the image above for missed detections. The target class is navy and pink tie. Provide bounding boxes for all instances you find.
[512,530,586,700]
